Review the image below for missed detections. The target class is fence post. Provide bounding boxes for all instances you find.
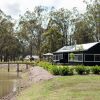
[8,63,10,72]
[26,64,28,69]
[17,63,19,77]
[17,63,19,72]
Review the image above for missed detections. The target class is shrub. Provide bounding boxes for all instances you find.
[37,61,95,76]
[38,62,79,76]
[69,53,75,61]
[50,66,60,75]
[75,65,90,75]
[91,66,100,74]
[58,67,74,76]
[59,67,69,76]
[85,67,90,74]
[38,61,51,70]
[69,68,74,75]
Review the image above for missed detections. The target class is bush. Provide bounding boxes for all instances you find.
[91,66,100,74]
[75,65,90,75]
[69,68,74,75]
[69,53,75,61]
[38,61,100,76]
[58,67,74,76]
[50,66,60,75]
[59,67,69,76]
[37,61,74,76]
[38,61,51,70]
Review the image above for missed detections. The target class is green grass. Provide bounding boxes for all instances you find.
[18,75,100,100]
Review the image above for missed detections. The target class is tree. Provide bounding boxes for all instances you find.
[42,27,62,53]
[48,8,72,46]
[84,0,100,41]
[73,17,94,44]
[0,10,21,62]
[18,6,47,58]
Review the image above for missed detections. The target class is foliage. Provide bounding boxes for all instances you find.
[84,0,100,41]
[37,61,100,75]
[91,66,100,74]
[69,53,75,61]
[42,27,63,53]
[75,65,90,75]
[18,6,47,58]
[37,61,74,75]
[59,66,74,76]
[50,66,60,75]
[0,10,22,62]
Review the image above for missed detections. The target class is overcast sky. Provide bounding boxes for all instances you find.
[0,0,88,19]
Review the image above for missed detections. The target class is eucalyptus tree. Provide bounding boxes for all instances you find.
[73,17,94,44]
[73,0,100,44]
[84,0,100,41]
[42,26,63,53]
[18,6,48,58]
[0,10,21,62]
[48,8,72,46]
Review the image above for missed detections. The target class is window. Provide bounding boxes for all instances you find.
[95,55,100,61]
[74,54,83,61]
[53,55,56,60]
[84,54,100,62]
[85,54,94,61]
[56,55,59,60]
[59,54,63,60]
[53,54,63,61]
[68,53,83,62]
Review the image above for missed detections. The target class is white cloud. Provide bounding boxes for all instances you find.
[6,3,21,17]
[0,0,88,20]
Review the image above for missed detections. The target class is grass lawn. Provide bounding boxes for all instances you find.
[18,75,100,100]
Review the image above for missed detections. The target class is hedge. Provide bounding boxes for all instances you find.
[37,61,100,76]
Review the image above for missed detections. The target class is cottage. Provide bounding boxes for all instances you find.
[53,42,100,65]
[43,53,53,61]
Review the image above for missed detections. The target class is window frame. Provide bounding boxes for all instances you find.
[68,53,83,62]
[84,54,100,62]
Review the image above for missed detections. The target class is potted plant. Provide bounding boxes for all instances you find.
[69,53,75,62]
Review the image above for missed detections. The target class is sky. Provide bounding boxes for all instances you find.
[0,0,88,20]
